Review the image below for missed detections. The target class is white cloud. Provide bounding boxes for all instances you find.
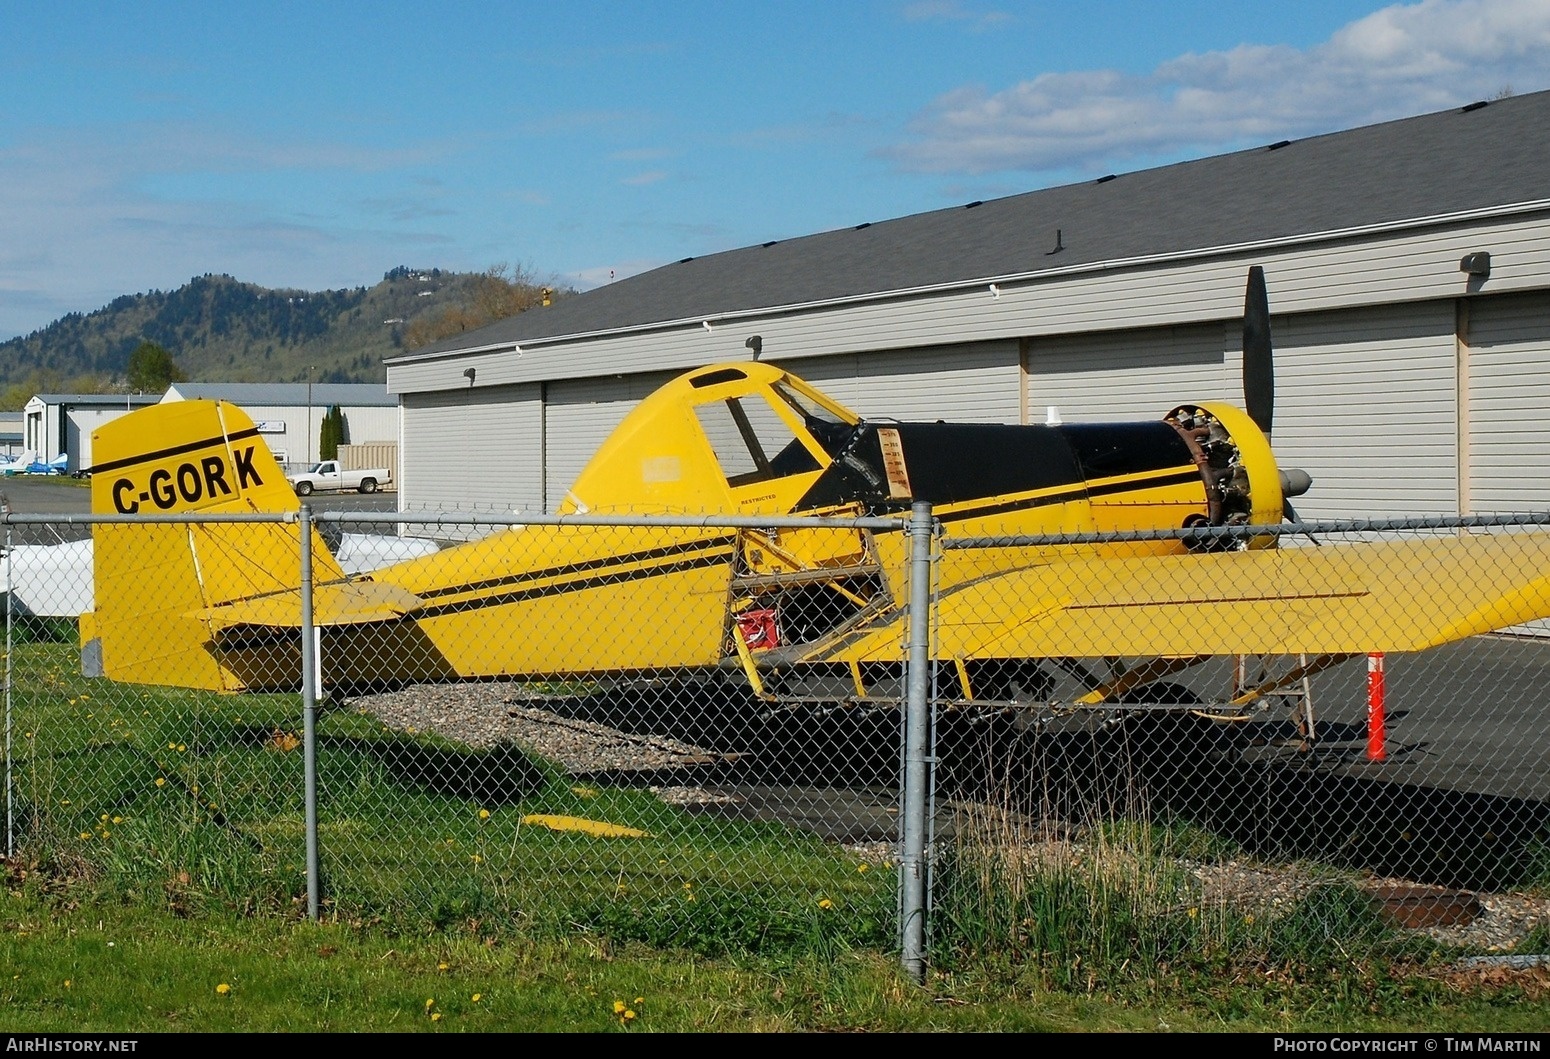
[621,169,669,186]
[882,0,1550,176]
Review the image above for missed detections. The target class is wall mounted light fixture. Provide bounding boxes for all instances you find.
[1459,251,1491,277]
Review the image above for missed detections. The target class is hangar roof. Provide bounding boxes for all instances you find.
[393,89,1550,363]
[164,382,395,407]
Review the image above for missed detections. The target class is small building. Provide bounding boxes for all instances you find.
[23,394,161,473]
[0,412,22,458]
[161,382,399,472]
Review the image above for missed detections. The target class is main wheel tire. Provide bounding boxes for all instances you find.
[296,481,314,496]
[359,478,378,494]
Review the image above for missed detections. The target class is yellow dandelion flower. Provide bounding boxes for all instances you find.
[470,854,483,865]
[79,832,91,840]
[112,816,123,824]
[857,862,870,873]
[100,814,109,822]
[430,1012,442,1022]
[177,744,186,752]
[613,1000,626,1014]
[623,1009,636,1022]
[64,979,71,988]
[818,898,834,909]
[215,983,231,996]
[1187,906,1199,919]
[154,778,166,788]
[425,998,436,1011]
[478,809,490,820]
[1244,914,1255,925]
[168,742,177,750]
[471,993,483,1003]
[437,962,449,972]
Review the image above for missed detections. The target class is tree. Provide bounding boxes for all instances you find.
[319,405,348,460]
[126,341,186,392]
[401,263,570,349]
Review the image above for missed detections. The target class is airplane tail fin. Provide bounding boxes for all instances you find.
[82,400,347,690]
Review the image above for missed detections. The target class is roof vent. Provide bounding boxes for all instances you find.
[1461,100,1489,113]
[853,222,872,230]
[678,256,694,264]
[761,240,777,248]
[963,200,983,209]
[1266,139,1292,151]
[1096,174,1117,183]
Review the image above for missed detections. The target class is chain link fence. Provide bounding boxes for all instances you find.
[4,508,1550,986]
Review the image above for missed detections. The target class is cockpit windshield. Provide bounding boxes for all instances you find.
[771,380,854,456]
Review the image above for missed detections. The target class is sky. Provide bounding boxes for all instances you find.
[2,0,1548,341]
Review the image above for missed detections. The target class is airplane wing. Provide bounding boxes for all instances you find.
[819,532,1550,663]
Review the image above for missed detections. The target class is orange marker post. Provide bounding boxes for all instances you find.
[1366,652,1387,762]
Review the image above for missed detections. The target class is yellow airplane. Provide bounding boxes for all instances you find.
[79,270,1550,727]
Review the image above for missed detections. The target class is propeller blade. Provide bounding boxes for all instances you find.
[1242,265,1274,436]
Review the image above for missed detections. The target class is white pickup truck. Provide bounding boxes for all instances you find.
[286,460,392,496]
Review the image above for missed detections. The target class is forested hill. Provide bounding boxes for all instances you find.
[0,265,567,406]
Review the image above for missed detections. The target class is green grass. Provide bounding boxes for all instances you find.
[2,892,1545,1033]
[6,641,890,951]
[4,639,1549,1031]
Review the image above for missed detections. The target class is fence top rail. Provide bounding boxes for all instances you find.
[943,512,1550,549]
[0,509,908,532]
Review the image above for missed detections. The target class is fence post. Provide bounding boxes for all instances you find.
[899,500,934,984]
[299,505,321,920]
[4,519,12,858]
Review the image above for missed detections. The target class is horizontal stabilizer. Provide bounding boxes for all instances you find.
[195,579,425,631]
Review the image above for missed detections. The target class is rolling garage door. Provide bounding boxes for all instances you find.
[543,371,676,512]
[400,383,542,535]
[775,341,1021,423]
[1467,290,1550,514]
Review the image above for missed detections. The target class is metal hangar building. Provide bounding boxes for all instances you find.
[384,90,1550,524]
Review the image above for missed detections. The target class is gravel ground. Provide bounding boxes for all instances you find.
[348,680,733,774]
[351,680,1550,960]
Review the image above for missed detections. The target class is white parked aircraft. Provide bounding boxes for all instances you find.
[0,450,38,476]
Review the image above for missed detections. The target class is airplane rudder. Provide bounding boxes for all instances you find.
[91,400,299,516]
